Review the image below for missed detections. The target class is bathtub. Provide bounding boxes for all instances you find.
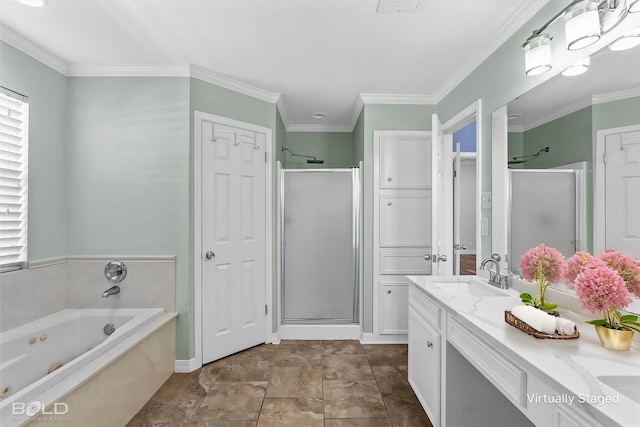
[0,308,177,426]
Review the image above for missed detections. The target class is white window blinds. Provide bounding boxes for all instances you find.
[0,87,28,272]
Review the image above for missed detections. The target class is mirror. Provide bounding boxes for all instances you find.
[502,42,640,309]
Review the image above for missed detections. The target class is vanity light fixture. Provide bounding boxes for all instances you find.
[522,34,553,76]
[16,0,47,6]
[561,56,591,75]
[522,0,631,76]
[609,25,640,49]
[563,1,601,50]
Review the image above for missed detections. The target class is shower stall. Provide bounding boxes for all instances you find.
[280,167,361,330]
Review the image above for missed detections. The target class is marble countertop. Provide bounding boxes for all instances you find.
[406,275,640,427]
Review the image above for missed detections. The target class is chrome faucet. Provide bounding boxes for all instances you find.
[102,285,120,298]
[480,258,507,289]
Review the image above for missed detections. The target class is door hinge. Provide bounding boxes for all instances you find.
[603,152,607,163]
[453,170,457,178]
[265,152,268,163]
[265,304,268,315]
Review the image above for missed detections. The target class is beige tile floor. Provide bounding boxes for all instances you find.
[127,340,433,426]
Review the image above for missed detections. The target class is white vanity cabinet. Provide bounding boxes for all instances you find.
[374,131,432,339]
[408,287,442,426]
[406,276,629,427]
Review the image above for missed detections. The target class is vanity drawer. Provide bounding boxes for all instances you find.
[409,286,441,330]
[448,315,527,406]
[380,250,432,275]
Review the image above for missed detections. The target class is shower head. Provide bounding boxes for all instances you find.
[282,146,324,165]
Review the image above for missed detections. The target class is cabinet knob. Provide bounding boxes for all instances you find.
[387,201,392,206]
[427,341,433,348]
[387,177,392,182]
[387,290,392,294]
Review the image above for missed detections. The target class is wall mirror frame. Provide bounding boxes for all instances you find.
[492,7,640,312]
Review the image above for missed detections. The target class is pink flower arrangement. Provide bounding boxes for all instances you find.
[518,244,566,311]
[565,249,640,332]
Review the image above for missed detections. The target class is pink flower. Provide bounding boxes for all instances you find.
[598,249,640,299]
[574,266,632,313]
[519,244,566,284]
[564,252,605,288]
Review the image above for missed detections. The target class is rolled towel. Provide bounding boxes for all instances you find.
[555,317,576,335]
[511,305,557,335]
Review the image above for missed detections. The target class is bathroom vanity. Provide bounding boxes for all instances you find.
[407,275,640,427]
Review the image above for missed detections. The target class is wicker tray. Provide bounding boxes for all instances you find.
[504,311,580,340]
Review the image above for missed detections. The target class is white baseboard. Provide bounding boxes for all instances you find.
[270,332,281,344]
[360,332,408,344]
[174,358,199,373]
[278,324,361,340]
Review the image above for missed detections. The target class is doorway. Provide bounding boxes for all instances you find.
[194,111,273,367]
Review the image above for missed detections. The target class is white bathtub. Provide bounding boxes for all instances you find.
[0,308,176,426]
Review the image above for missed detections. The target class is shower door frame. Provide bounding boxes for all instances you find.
[278,167,362,330]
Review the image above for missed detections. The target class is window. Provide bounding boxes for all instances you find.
[0,87,28,272]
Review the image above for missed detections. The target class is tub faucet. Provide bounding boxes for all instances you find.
[102,285,120,298]
[480,258,507,289]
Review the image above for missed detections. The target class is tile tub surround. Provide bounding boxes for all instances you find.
[128,341,433,426]
[407,275,640,427]
[0,261,66,332]
[0,256,176,333]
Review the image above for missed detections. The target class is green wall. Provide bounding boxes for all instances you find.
[66,77,191,357]
[0,42,68,261]
[592,96,640,131]
[283,131,354,168]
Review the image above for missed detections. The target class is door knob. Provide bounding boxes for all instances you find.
[438,254,448,262]
[424,254,431,261]
[427,341,433,348]
[205,251,215,260]
[387,177,392,181]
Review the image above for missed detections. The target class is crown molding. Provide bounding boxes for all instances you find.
[349,96,364,131]
[592,86,640,105]
[522,95,592,132]
[521,87,640,132]
[67,64,190,77]
[0,24,69,75]
[434,0,551,102]
[286,124,354,133]
[276,96,291,129]
[360,93,437,105]
[190,64,280,104]
[508,125,525,133]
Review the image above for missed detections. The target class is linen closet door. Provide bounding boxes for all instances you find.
[282,170,357,323]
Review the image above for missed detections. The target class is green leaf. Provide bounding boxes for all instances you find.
[585,319,609,326]
[540,302,558,311]
[620,314,639,322]
[519,293,533,304]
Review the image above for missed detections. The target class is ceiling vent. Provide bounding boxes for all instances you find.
[377,0,425,13]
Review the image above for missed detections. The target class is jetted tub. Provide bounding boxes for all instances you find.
[0,308,177,426]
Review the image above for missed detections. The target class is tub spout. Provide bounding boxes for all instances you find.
[102,285,120,298]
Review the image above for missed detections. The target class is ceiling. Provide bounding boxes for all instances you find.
[0,0,550,131]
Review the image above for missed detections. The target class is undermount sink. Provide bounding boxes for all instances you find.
[597,376,640,404]
[432,281,509,297]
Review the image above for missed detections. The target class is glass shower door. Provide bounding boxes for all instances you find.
[282,169,359,324]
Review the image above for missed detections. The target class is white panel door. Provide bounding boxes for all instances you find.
[431,114,453,275]
[202,119,266,364]
[606,130,640,258]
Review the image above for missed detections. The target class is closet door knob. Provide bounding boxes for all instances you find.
[424,254,431,261]
[387,177,392,182]
[427,341,433,348]
[387,202,392,206]
[205,251,215,260]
